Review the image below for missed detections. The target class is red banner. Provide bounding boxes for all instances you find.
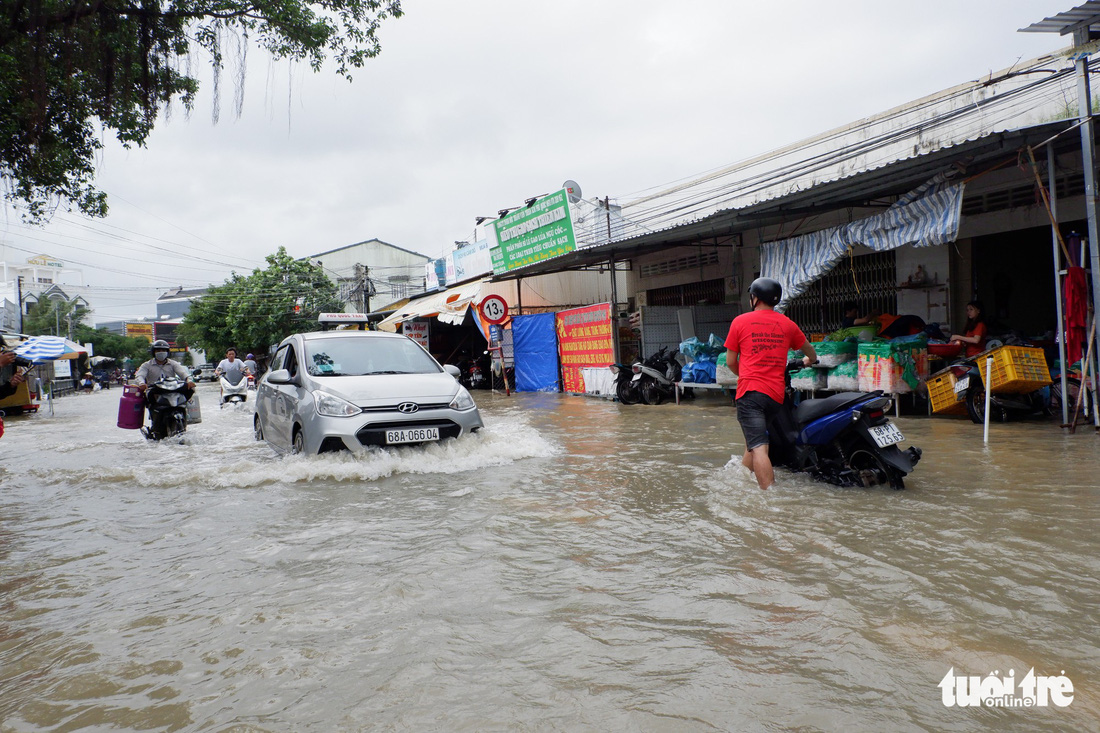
[556,303,614,393]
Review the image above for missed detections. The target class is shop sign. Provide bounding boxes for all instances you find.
[555,303,613,393]
[319,312,370,322]
[491,189,577,274]
[126,322,154,342]
[403,320,430,351]
[27,254,64,268]
[454,239,493,280]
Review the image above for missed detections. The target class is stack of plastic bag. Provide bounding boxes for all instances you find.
[716,352,737,385]
[681,360,717,383]
[814,340,858,367]
[827,361,859,391]
[857,334,929,394]
[679,334,726,362]
[791,367,827,391]
[678,334,727,385]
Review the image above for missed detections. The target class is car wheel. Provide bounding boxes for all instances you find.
[254,415,264,441]
[292,427,305,455]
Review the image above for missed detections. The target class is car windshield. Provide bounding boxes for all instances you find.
[302,337,442,377]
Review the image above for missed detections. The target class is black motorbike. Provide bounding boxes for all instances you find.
[630,347,685,405]
[766,361,922,489]
[609,362,640,404]
[143,376,193,441]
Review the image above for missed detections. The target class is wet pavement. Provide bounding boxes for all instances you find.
[0,384,1097,731]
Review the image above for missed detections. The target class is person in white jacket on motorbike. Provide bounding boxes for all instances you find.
[215,348,249,381]
[215,348,251,406]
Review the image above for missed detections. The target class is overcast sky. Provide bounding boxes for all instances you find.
[0,0,1077,323]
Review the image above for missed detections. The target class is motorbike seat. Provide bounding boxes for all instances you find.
[793,392,873,425]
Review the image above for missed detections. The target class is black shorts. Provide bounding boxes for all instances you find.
[736,391,783,451]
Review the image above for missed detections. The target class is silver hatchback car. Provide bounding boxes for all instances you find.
[254,330,484,454]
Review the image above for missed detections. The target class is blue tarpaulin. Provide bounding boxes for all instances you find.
[512,313,559,392]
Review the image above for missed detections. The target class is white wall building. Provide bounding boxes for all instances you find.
[1,254,87,331]
[306,239,430,312]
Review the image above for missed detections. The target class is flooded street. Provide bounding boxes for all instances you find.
[1,384,1097,732]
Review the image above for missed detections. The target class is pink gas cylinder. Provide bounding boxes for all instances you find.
[117,385,145,429]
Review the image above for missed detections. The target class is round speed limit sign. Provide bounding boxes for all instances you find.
[479,295,509,324]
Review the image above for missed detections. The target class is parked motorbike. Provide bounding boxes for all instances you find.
[218,370,249,407]
[766,361,922,489]
[468,361,487,390]
[948,360,1050,423]
[143,376,193,441]
[630,347,684,405]
[608,362,640,404]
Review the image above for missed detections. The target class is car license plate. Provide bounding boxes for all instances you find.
[953,376,969,394]
[385,427,440,444]
[869,423,904,448]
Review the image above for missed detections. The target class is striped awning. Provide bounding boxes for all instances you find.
[13,334,88,363]
[760,176,964,310]
[376,278,489,332]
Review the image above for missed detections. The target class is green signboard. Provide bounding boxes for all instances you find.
[491,189,577,274]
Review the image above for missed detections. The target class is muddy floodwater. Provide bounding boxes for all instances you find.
[1,384,1097,732]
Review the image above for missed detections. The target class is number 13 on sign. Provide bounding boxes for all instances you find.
[479,295,509,324]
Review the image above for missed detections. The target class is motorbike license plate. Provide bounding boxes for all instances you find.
[953,376,969,394]
[869,423,904,448]
[385,427,440,445]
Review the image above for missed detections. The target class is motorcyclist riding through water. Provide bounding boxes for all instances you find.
[134,339,195,439]
[243,353,258,389]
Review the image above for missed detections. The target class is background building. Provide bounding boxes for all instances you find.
[306,239,430,313]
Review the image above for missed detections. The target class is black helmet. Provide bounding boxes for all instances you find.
[748,277,782,306]
[151,339,170,353]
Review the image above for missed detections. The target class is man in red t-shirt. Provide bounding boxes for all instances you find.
[725,278,818,491]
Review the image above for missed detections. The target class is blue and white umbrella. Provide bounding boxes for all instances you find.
[13,335,86,363]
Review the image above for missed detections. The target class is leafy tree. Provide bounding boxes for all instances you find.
[72,324,154,362]
[23,297,90,337]
[179,246,341,356]
[2,0,402,221]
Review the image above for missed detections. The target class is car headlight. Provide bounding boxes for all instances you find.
[449,386,476,411]
[312,390,362,417]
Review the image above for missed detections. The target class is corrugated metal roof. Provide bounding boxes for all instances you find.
[491,119,1078,281]
[1020,1,1100,35]
[608,55,1077,241]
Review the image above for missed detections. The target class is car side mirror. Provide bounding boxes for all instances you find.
[266,368,293,385]
[444,364,461,378]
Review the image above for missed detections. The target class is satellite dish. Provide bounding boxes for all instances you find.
[563,179,582,203]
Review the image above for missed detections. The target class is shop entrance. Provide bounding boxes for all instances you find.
[971,224,1063,340]
[402,311,493,390]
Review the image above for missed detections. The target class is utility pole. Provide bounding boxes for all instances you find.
[16,275,23,332]
[1075,26,1100,374]
[354,263,371,314]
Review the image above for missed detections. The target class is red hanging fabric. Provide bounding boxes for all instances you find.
[1064,266,1088,367]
